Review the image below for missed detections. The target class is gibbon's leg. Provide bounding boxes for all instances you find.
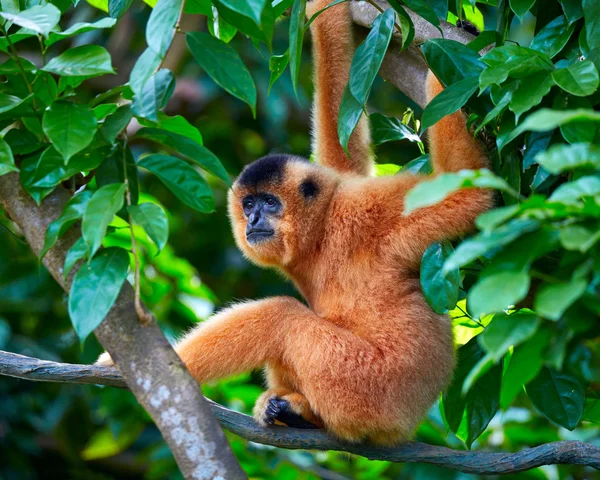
[175,296,382,438]
[308,0,374,176]
[425,72,488,173]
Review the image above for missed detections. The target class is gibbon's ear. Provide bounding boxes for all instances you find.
[308,0,374,177]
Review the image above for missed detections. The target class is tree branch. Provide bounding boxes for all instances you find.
[349,0,477,108]
[0,174,246,480]
[2,350,599,475]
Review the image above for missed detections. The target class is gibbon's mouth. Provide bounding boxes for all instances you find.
[246,229,274,243]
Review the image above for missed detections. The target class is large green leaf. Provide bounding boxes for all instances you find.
[64,237,88,280]
[583,0,600,49]
[509,72,554,121]
[559,224,600,252]
[551,60,600,97]
[68,247,130,342]
[45,17,116,47]
[0,137,18,175]
[420,242,460,314]
[526,367,584,430]
[529,15,575,58]
[20,152,54,205]
[137,154,215,213]
[0,4,60,37]
[479,312,540,361]
[500,329,551,409]
[386,0,414,50]
[219,0,266,24]
[135,128,229,184]
[128,203,169,252]
[129,48,161,98]
[401,0,440,31]
[213,0,274,47]
[108,0,132,19]
[420,77,478,132]
[338,8,394,152]
[131,69,174,122]
[42,45,115,77]
[146,0,183,57]
[41,190,93,259]
[534,278,588,321]
[468,270,531,318]
[421,39,484,86]
[510,0,535,21]
[550,175,600,205]
[42,102,98,162]
[348,8,395,105]
[289,0,306,94]
[153,113,203,145]
[82,183,127,258]
[31,146,105,188]
[535,143,600,173]
[186,32,256,117]
[100,105,133,144]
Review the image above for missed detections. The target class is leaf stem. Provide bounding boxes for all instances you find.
[121,136,153,326]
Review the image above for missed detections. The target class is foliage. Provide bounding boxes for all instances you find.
[0,0,599,478]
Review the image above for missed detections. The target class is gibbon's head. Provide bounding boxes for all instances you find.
[228,154,337,267]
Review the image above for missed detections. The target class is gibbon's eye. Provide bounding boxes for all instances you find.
[242,198,254,213]
[265,197,276,207]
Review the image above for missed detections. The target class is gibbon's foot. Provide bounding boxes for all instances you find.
[96,351,114,367]
[264,397,320,429]
[456,19,480,37]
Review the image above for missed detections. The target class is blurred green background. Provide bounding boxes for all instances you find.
[1,1,598,479]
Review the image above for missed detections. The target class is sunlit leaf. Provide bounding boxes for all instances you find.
[131,69,174,122]
[45,17,116,47]
[42,45,115,77]
[0,4,60,37]
[128,203,169,252]
[146,0,183,57]
[529,15,574,58]
[479,312,540,361]
[0,137,18,175]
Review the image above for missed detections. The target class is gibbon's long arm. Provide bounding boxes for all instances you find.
[308,0,374,176]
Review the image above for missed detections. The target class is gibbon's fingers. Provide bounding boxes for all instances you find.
[309,0,374,176]
[425,72,489,173]
[264,397,320,429]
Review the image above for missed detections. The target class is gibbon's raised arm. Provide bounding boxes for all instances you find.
[308,0,374,176]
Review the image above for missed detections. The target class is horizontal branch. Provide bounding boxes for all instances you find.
[2,350,599,475]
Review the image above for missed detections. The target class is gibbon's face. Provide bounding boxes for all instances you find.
[228,154,336,268]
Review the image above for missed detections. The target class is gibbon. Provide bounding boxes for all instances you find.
[99,0,492,445]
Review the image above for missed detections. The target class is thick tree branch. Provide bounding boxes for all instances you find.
[349,0,477,108]
[0,174,246,480]
[2,350,600,475]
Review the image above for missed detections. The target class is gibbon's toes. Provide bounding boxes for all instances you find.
[265,398,319,429]
[95,351,114,367]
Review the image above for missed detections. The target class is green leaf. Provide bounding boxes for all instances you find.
[559,96,597,144]
[42,102,98,163]
[401,0,440,31]
[583,0,600,50]
[500,329,551,409]
[30,146,104,188]
[404,169,515,215]
[510,0,535,21]
[96,147,139,206]
[45,17,116,47]
[108,0,132,18]
[41,190,93,259]
[268,51,289,91]
[42,45,115,77]
[213,0,274,47]
[100,105,133,144]
[128,203,169,252]
[386,0,414,49]
[535,143,600,173]
[135,128,229,184]
[20,152,54,205]
[68,247,130,342]
[526,367,584,430]
[509,72,554,121]
[560,0,583,25]
[444,219,540,273]
[82,183,127,259]
[129,48,161,98]
[529,15,575,58]
[154,113,203,145]
[0,137,18,175]
[403,154,432,174]
[348,9,395,105]
[479,312,540,361]
[93,103,118,120]
[420,242,460,314]
[131,69,175,122]
[207,6,237,43]
[421,39,484,86]
[550,175,600,205]
[137,154,215,213]
[370,112,421,145]
[420,77,478,132]
[468,270,531,318]
[559,224,600,252]
[186,32,256,117]
[64,238,88,280]
[535,278,588,321]
[0,4,60,37]
[289,0,306,95]
[375,163,401,176]
[219,0,266,24]
[552,60,600,97]
[147,0,183,58]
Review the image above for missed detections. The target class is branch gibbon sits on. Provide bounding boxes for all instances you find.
[98,0,493,445]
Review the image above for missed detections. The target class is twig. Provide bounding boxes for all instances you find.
[1,349,599,475]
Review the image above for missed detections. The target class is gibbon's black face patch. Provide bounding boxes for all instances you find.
[300,178,319,199]
[238,154,293,189]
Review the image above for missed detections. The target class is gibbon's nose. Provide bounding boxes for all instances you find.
[248,212,259,225]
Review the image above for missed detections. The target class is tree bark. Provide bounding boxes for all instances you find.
[0,174,246,480]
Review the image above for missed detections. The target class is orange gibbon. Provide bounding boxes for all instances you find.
[99,0,492,445]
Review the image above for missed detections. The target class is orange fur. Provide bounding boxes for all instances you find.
[103,1,493,445]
